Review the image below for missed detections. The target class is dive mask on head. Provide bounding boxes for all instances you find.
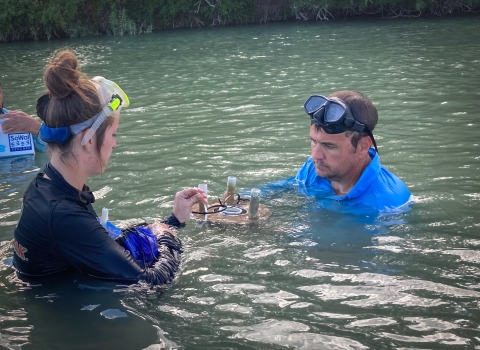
[304,95,379,153]
[39,76,129,145]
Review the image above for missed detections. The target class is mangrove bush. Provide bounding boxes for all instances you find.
[0,0,478,42]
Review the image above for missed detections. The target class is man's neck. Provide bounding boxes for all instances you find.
[330,154,372,196]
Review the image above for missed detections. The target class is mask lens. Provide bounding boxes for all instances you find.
[304,96,328,114]
[324,103,345,123]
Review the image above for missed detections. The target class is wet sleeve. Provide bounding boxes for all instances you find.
[144,230,183,285]
[50,202,181,285]
[161,213,185,228]
[32,134,47,152]
[254,176,296,197]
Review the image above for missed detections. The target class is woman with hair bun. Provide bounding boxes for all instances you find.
[12,50,207,285]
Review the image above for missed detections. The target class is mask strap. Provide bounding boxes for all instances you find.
[39,124,70,143]
[363,128,379,154]
[80,106,111,146]
[80,95,122,146]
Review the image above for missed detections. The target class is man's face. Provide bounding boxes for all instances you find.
[309,124,362,182]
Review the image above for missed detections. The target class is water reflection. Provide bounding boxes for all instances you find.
[222,319,368,350]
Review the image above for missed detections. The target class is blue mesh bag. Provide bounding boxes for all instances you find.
[120,225,159,268]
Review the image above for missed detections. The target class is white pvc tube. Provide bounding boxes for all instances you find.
[100,207,108,227]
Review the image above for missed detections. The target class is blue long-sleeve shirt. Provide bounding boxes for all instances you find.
[1,107,47,152]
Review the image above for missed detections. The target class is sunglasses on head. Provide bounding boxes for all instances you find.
[304,95,379,153]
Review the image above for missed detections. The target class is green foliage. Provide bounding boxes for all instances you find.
[0,0,82,41]
[108,7,136,35]
[190,0,256,25]
[0,0,479,42]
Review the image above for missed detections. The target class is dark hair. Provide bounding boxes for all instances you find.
[42,50,113,158]
[36,94,49,122]
[0,82,3,111]
[328,90,378,149]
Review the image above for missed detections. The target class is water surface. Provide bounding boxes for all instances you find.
[1,16,480,349]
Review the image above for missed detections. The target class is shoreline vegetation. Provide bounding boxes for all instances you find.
[1,0,479,42]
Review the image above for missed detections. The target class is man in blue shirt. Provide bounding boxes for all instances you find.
[0,82,47,153]
[295,90,410,212]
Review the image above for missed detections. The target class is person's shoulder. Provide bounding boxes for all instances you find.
[32,134,47,152]
[50,199,99,239]
[377,165,409,191]
[296,157,315,179]
[32,178,88,220]
[23,173,52,199]
[372,164,411,207]
[52,194,94,215]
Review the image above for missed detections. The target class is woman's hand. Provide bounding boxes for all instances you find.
[172,187,208,224]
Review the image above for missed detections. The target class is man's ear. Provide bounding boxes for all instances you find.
[358,135,372,155]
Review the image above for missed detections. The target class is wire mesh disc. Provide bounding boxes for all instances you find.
[191,200,271,225]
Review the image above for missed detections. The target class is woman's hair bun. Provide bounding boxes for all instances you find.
[44,50,84,100]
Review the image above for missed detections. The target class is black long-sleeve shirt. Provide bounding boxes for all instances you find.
[12,163,183,286]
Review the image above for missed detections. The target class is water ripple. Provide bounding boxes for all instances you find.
[222,319,368,350]
[1,17,480,350]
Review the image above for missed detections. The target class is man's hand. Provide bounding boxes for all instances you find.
[0,110,41,135]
